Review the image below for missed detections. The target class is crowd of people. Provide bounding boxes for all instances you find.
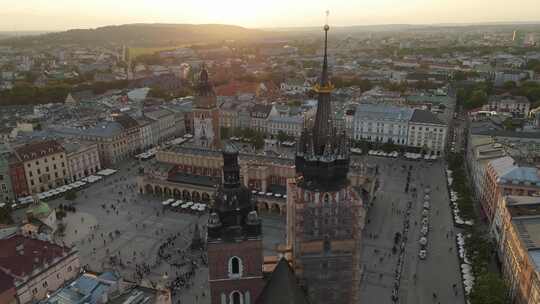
[55,166,211,304]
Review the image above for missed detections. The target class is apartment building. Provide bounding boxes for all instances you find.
[0,145,14,204]
[52,114,141,166]
[483,156,540,227]
[407,109,448,155]
[465,135,506,200]
[250,104,275,133]
[482,93,530,117]
[62,141,101,182]
[0,235,80,304]
[267,115,304,137]
[14,140,69,194]
[352,104,413,145]
[498,196,540,304]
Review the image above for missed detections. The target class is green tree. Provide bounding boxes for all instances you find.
[453,71,467,81]
[65,190,77,201]
[0,206,13,225]
[381,140,398,153]
[220,127,230,140]
[469,273,508,304]
[252,133,264,150]
[503,81,517,91]
[467,90,488,109]
[276,131,291,143]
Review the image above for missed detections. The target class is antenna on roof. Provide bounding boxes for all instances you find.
[325,10,330,26]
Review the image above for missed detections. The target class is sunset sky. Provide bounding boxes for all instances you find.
[1,0,540,31]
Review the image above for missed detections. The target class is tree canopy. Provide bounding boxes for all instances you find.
[469,273,508,304]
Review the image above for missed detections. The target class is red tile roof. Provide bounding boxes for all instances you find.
[0,235,70,278]
[0,270,15,294]
[215,81,259,97]
[14,140,64,162]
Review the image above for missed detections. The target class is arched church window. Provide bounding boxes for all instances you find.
[231,291,243,304]
[324,235,331,253]
[228,256,243,278]
[324,193,330,207]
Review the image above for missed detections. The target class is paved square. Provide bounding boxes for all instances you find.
[357,155,466,304]
[11,160,285,304]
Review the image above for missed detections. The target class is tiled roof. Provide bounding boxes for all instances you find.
[489,93,530,104]
[354,104,413,122]
[0,235,71,279]
[215,81,259,97]
[113,114,139,130]
[251,104,273,118]
[490,156,516,177]
[167,173,219,188]
[144,109,174,121]
[256,258,309,304]
[0,270,15,294]
[14,140,64,162]
[501,167,540,185]
[410,109,444,125]
[41,272,120,304]
[490,156,540,185]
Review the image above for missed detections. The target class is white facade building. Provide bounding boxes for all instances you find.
[267,115,304,137]
[482,94,530,117]
[407,109,448,155]
[352,104,413,145]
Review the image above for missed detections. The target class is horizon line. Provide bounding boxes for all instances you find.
[1,20,540,33]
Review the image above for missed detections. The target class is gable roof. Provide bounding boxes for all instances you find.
[256,258,310,304]
[14,140,64,162]
[251,104,273,118]
[0,235,72,282]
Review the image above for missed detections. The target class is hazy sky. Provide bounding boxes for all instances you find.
[1,0,540,31]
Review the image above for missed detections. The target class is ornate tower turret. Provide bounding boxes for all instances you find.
[295,15,350,191]
[287,13,363,304]
[193,64,221,149]
[207,144,264,304]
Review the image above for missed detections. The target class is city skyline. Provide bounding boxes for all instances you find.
[1,0,540,31]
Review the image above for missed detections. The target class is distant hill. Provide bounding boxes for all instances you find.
[0,23,269,47]
[266,22,540,34]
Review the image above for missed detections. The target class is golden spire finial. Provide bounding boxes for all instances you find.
[324,10,330,31]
